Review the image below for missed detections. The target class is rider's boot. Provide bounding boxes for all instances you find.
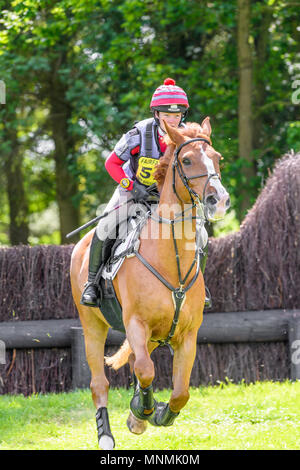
[201,246,212,310]
[80,231,104,307]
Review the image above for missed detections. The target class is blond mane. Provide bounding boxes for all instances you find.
[153,122,210,191]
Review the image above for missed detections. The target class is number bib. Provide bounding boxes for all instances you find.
[136,156,159,186]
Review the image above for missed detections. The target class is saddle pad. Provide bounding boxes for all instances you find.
[101,220,141,281]
[98,218,143,333]
[98,277,125,333]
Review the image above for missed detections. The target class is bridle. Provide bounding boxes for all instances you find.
[130,136,222,347]
[172,137,220,212]
[128,136,224,347]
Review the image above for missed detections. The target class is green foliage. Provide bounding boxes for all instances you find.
[287,122,300,153]
[0,0,299,243]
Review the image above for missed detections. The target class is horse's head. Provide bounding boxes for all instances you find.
[162,117,230,221]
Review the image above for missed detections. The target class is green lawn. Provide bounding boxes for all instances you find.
[0,381,299,450]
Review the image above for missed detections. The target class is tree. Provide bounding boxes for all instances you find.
[2,112,30,245]
[237,0,255,220]
[1,0,299,245]
[0,1,30,245]
[0,0,113,244]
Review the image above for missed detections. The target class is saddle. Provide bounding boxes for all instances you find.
[95,198,210,333]
[96,208,150,333]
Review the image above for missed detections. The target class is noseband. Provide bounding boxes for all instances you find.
[172,137,220,208]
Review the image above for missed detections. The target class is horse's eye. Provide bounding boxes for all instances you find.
[182,157,191,166]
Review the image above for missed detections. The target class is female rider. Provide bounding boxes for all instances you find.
[81,78,210,308]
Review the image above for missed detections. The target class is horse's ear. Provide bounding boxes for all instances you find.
[201,116,212,137]
[163,120,185,146]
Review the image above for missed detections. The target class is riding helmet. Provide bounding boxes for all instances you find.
[150,78,189,115]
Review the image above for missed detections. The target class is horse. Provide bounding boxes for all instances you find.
[70,117,230,449]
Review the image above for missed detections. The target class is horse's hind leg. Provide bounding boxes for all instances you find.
[78,307,114,449]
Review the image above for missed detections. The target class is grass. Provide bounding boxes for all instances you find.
[0,381,299,450]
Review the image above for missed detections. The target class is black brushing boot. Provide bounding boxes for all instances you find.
[96,407,115,450]
[201,245,212,310]
[80,231,104,307]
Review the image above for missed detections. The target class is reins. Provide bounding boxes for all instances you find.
[133,137,214,347]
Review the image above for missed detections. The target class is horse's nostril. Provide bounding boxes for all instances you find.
[205,195,218,206]
[226,197,231,208]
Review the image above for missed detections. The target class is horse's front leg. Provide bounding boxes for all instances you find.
[149,329,198,427]
[125,316,157,429]
[78,307,115,449]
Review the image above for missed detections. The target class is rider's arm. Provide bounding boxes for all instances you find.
[105,128,141,190]
[105,151,134,190]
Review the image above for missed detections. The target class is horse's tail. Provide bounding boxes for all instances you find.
[105,338,132,370]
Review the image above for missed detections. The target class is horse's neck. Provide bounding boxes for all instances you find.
[156,164,197,245]
[140,188,198,286]
[155,196,197,251]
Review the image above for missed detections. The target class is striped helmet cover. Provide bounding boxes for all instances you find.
[150,78,189,110]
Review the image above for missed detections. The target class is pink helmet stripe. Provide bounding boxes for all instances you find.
[150,78,189,109]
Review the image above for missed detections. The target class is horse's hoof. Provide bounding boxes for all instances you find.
[99,435,115,450]
[127,411,148,435]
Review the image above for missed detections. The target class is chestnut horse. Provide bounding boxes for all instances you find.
[70,118,230,449]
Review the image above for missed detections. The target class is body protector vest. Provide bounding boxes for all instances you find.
[120,117,186,187]
[124,118,162,187]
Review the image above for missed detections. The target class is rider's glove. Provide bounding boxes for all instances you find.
[131,181,149,201]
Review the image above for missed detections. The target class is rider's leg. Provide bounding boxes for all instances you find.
[200,244,208,273]
[81,187,134,306]
[200,245,212,309]
[80,230,105,306]
[196,221,211,308]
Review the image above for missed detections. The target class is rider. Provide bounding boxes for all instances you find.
[81,78,210,308]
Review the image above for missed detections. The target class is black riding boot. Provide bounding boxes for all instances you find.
[200,246,212,310]
[80,231,104,307]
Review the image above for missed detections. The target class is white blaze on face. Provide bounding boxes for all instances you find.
[200,147,228,198]
[199,146,230,220]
